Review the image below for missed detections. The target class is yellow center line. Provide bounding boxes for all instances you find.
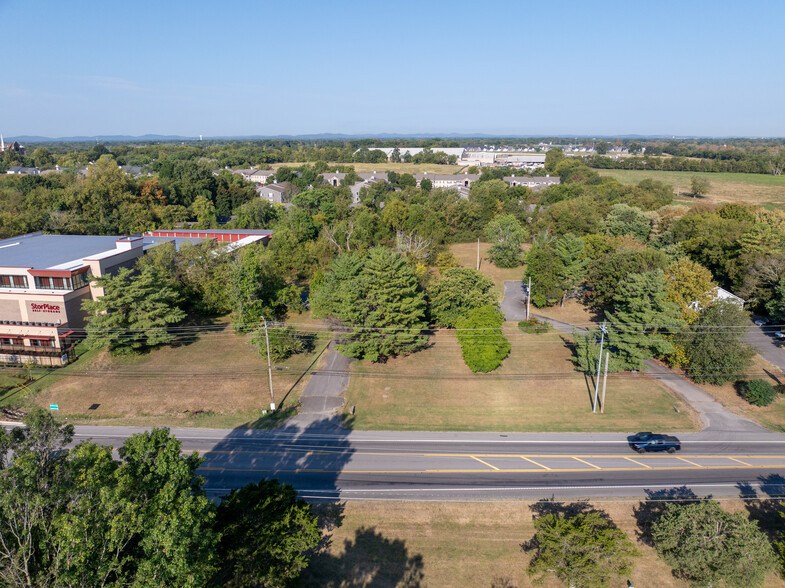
[198,463,785,474]
[471,456,499,471]
[572,457,602,469]
[520,456,550,470]
[677,456,704,468]
[624,456,651,468]
[728,456,752,466]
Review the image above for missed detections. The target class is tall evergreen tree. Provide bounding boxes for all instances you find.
[337,247,428,361]
[82,265,185,354]
[553,233,586,307]
[606,270,685,370]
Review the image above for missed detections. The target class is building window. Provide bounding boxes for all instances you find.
[0,275,28,289]
[34,276,72,290]
[71,272,90,289]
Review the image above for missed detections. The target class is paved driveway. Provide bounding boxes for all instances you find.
[746,323,785,376]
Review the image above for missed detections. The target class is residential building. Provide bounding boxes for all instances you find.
[322,171,347,187]
[248,169,276,184]
[6,166,40,175]
[257,183,288,204]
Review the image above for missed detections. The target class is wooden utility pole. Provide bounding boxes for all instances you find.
[600,351,609,413]
[476,238,480,270]
[526,276,531,320]
[263,317,275,411]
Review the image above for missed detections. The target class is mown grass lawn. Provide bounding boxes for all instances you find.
[9,316,330,429]
[342,328,698,433]
[302,500,785,588]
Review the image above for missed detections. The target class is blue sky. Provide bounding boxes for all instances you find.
[2,0,784,137]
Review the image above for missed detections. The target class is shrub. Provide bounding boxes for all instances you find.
[518,317,550,334]
[455,305,510,372]
[741,379,776,407]
[252,325,314,362]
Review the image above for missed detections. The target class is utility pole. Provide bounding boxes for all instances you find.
[476,238,480,270]
[592,321,607,413]
[262,317,275,411]
[600,351,609,414]
[526,276,531,320]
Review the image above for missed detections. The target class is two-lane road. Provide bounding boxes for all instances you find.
[71,426,785,501]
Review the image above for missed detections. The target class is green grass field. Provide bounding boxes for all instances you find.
[342,329,697,433]
[597,169,785,207]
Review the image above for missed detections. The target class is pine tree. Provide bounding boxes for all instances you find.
[527,509,639,587]
[339,247,427,361]
[82,266,185,354]
[606,270,684,370]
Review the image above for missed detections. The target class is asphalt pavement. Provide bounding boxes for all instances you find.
[69,424,785,501]
[746,322,785,373]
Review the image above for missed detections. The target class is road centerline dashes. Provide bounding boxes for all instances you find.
[624,456,652,468]
[471,456,500,470]
[572,457,602,469]
[677,456,704,468]
[520,456,550,470]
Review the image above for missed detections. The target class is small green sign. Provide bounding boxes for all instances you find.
[49,404,59,411]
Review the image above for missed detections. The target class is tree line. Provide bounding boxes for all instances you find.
[0,409,320,587]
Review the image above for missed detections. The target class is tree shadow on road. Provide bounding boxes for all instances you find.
[738,475,785,542]
[633,486,705,546]
[300,526,425,588]
[201,416,353,539]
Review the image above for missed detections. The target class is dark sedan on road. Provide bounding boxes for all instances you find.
[627,432,681,454]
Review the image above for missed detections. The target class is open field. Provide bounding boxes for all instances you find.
[597,169,785,207]
[449,241,528,299]
[302,499,785,587]
[692,354,785,432]
[271,162,466,175]
[533,298,600,326]
[1,318,330,429]
[342,328,697,432]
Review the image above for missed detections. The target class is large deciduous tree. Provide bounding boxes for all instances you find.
[682,299,755,385]
[214,480,320,587]
[652,501,776,587]
[428,267,496,327]
[83,265,186,354]
[485,214,526,268]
